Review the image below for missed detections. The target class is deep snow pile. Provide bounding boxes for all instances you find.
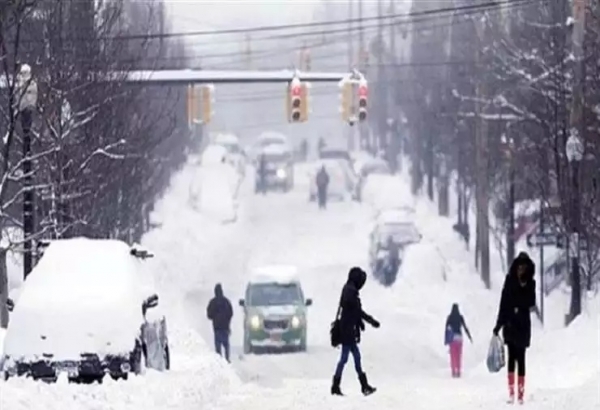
[0,157,242,410]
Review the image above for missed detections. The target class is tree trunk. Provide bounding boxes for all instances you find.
[0,248,9,328]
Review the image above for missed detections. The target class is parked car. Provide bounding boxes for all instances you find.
[2,238,169,383]
[239,265,312,354]
[309,159,352,201]
[353,158,391,201]
[368,217,422,273]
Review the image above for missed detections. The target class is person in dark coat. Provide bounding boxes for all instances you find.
[315,165,330,209]
[444,303,472,378]
[206,283,233,362]
[493,252,536,404]
[331,267,380,396]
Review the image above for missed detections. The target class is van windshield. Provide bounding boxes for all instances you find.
[248,283,301,306]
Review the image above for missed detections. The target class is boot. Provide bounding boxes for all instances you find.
[331,375,343,396]
[517,376,525,404]
[507,372,515,404]
[358,372,376,395]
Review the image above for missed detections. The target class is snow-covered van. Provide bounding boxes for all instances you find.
[1,238,169,382]
[238,266,312,353]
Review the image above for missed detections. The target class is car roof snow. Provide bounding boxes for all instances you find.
[249,265,299,284]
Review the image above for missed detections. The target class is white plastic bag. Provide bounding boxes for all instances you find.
[486,335,506,373]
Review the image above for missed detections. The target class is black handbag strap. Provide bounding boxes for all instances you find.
[334,292,343,320]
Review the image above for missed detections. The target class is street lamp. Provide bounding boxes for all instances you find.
[565,129,583,323]
[17,64,38,279]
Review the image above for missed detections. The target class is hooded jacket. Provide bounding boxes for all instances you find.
[494,252,536,348]
[207,284,233,331]
[445,303,472,340]
[338,267,379,345]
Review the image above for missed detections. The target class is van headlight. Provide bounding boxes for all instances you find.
[250,316,261,329]
[291,316,301,328]
[276,169,286,178]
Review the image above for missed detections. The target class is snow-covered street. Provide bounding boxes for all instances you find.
[1,159,598,410]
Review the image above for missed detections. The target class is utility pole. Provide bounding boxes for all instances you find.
[376,0,386,152]
[566,0,588,324]
[347,0,355,151]
[474,14,491,288]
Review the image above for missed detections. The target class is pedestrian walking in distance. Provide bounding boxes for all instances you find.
[493,252,536,404]
[331,267,380,396]
[444,303,472,378]
[207,283,233,362]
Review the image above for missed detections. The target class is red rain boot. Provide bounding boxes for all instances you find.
[517,376,525,404]
[507,372,515,404]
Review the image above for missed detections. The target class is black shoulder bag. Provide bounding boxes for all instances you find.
[330,295,343,348]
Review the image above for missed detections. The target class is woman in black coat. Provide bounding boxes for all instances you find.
[493,252,536,404]
[331,267,380,396]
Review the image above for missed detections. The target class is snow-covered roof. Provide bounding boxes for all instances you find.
[249,265,299,284]
[261,143,290,155]
[257,131,288,143]
[213,133,239,145]
[376,207,416,224]
[3,237,147,360]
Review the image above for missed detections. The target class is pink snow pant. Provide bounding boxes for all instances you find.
[449,339,463,377]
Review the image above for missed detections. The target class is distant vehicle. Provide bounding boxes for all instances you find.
[308,159,352,201]
[213,133,246,175]
[368,218,422,274]
[374,206,416,225]
[255,144,294,192]
[2,238,169,383]
[239,265,312,354]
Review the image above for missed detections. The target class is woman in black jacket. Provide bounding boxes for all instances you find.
[331,267,380,396]
[493,252,536,404]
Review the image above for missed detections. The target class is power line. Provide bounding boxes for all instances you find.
[104,0,541,41]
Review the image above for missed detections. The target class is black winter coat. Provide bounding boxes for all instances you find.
[338,268,378,345]
[494,253,536,349]
[207,284,233,332]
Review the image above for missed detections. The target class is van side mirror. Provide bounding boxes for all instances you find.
[6,298,14,312]
[142,294,159,314]
[305,298,312,306]
[238,299,245,307]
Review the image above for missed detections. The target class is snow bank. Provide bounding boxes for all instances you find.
[1,156,242,409]
[184,145,241,224]
[362,174,416,211]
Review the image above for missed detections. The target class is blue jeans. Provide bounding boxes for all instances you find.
[334,343,363,378]
[214,329,230,362]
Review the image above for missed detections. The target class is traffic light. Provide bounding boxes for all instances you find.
[358,84,368,122]
[200,84,215,124]
[340,82,353,122]
[287,80,308,123]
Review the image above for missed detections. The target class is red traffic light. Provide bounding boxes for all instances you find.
[291,85,301,96]
[358,85,368,97]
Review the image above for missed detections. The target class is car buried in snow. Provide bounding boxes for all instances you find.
[239,266,312,354]
[1,238,169,383]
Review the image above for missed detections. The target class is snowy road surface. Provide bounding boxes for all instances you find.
[1,159,598,410]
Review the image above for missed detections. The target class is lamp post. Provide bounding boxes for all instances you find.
[17,64,38,279]
[565,130,583,322]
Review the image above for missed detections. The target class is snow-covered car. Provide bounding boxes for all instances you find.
[374,206,416,226]
[238,266,312,354]
[250,131,291,161]
[354,158,391,201]
[368,219,422,272]
[308,159,352,201]
[1,238,169,382]
[255,144,294,192]
[213,133,246,176]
